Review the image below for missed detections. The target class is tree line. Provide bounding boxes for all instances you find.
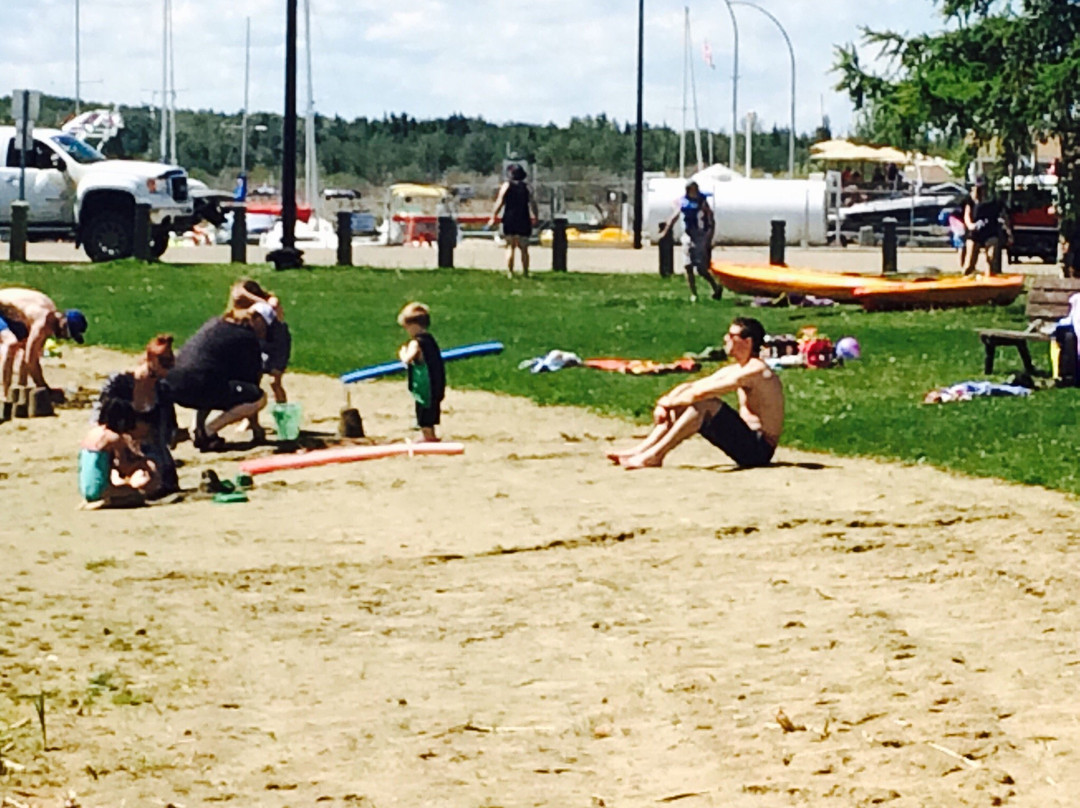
[1,94,821,187]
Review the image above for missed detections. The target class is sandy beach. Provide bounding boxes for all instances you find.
[1,346,1078,807]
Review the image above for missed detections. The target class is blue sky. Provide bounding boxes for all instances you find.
[3,0,942,135]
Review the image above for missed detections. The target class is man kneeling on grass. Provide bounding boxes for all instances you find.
[606,317,784,470]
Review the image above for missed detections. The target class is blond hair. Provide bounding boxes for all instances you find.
[397,301,431,328]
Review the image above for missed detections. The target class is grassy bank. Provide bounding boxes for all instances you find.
[3,260,1077,495]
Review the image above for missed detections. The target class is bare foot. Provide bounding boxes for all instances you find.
[621,453,663,471]
[604,449,634,465]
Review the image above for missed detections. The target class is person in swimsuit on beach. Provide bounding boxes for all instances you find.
[606,317,784,470]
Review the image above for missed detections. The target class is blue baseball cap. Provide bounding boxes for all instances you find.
[64,309,87,343]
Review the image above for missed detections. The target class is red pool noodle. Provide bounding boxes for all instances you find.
[239,442,465,475]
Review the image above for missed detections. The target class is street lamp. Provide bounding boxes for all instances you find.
[721,0,738,172]
[730,1,796,177]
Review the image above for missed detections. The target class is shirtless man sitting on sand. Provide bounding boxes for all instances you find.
[0,287,87,401]
[606,317,783,470]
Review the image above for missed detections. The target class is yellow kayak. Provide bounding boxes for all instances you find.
[711,262,1025,309]
[711,262,895,303]
[853,274,1024,310]
[539,227,634,247]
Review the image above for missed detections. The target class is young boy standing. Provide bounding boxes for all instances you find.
[397,302,445,442]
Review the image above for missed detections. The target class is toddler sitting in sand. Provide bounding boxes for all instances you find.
[79,399,157,508]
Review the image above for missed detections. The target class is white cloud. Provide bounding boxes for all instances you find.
[1,0,942,135]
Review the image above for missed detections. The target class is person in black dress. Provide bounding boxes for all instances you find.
[488,164,539,278]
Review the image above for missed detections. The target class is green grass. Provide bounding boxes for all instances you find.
[3,259,1078,495]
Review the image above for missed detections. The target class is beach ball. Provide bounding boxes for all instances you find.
[835,336,861,361]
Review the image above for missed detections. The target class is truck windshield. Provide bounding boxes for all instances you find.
[50,134,106,164]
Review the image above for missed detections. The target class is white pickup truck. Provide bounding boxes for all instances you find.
[0,125,198,261]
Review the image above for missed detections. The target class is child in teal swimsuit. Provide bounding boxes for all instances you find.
[79,399,155,508]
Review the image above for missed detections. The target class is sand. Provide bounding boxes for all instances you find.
[1,347,1078,808]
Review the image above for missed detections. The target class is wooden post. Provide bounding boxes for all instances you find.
[132,203,152,261]
[552,217,568,271]
[230,204,247,264]
[658,229,674,277]
[882,217,898,274]
[436,216,455,268]
[769,219,786,266]
[9,201,28,262]
[336,211,352,267]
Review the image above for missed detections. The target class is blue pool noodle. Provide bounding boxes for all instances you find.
[340,341,504,384]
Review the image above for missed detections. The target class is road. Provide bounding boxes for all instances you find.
[0,238,1059,276]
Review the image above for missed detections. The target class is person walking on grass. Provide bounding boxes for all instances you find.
[398,302,445,442]
[606,317,783,470]
[488,164,538,278]
[657,181,726,303]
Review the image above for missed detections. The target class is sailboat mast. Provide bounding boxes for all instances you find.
[241,18,251,176]
[168,0,177,164]
[688,11,703,171]
[680,7,688,179]
[304,0,318,217]
[160,0,168,160]
[75,0,81,115]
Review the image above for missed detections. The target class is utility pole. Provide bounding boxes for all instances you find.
[633,0,644,250]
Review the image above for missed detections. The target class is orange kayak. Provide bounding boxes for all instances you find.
[711,262,896,303]
[711,262,1025,310]
[852,274,1024,310]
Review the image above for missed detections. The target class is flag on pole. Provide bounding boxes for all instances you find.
[702,39,715,69]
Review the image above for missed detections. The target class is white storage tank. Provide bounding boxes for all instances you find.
[644,164,830,246]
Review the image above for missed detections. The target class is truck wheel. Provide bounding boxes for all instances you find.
[150,226,170,259]
[83,210,133,262]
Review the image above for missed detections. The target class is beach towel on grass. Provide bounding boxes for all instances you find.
[584,357,700,375]
[923,380,1033,404]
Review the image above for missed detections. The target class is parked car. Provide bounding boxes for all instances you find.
[1006,184,1058,264]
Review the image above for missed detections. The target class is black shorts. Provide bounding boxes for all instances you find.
[416,403,441,428]
[166,372,263,412]
[698,402,776,467]
[0,316,29,342]
[262,322,292,374]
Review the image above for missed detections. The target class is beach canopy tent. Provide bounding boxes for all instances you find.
[810,139,886,162]
[811,139,957,183]
[388,183,449,200]
[811,139,908,164]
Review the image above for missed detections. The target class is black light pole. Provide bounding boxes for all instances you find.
[633,0,645,249]
[270,0,304,269]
